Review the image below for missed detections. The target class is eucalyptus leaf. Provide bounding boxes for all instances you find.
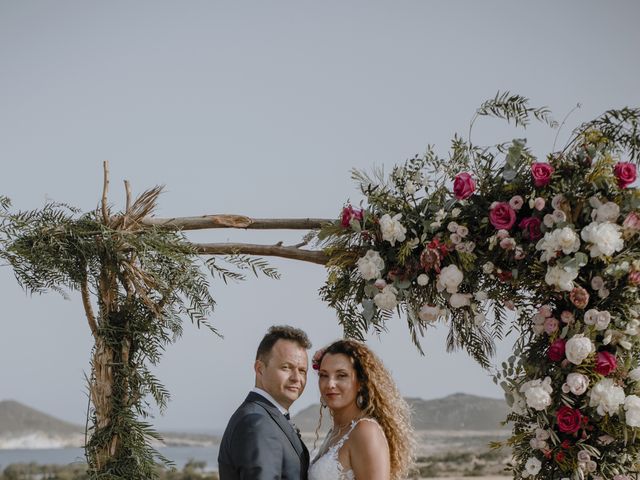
[364,284,378,298]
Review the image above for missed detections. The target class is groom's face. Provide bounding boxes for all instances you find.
[255,339,308,409]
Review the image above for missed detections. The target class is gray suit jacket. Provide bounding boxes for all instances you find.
[218,392,309,480]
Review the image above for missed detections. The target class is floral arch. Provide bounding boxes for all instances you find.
[1,94,640,479]
[318,95,640,480]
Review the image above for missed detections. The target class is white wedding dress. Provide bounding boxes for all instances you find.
[308,418,382,480]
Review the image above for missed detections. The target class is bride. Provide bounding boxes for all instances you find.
[308,339,414,480]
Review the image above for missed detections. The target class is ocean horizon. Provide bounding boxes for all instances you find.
[0,446,218,470]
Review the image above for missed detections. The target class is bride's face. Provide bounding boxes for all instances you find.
[318,353,360,411]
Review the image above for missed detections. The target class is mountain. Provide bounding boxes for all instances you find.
[0,400,83,449]
[0,400,218,449]
[293,393,509,433]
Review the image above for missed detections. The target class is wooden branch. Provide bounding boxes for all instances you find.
[193,242,329,265]
[124,180,132,214]
[142,215,332,231]
[101,161,110,225]
[81,277,98,339]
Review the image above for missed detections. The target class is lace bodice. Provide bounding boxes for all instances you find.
[308,418,381,480]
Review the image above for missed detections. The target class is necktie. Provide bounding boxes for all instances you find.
[284,412,291,421]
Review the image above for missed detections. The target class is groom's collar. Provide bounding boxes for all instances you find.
[251,387,289,416]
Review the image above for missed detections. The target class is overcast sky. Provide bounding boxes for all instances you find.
[1,1,639,433]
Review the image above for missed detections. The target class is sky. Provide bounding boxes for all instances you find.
[1,1,639,433]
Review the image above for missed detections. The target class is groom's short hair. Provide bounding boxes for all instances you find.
[256,325,311,364]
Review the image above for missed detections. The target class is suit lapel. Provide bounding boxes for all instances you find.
[246,392,307,461]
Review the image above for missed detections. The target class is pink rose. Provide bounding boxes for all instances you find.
[629,271,640,286]
[519,216,542,241]
[489,202,517,230]
[531,162,555,188]
[623,211,640,230]
[533,197,546,211]
[544,317,559,335]
[595,351,617,376]
[569,286,589,309]
[453,172,475,200]
[614,162,637,188]
[548,339,566,361]
[560,311,575,324]
[340,205,363,228]
[509,195,524,210]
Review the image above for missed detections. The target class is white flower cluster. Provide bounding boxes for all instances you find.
[356,250,385,280]
[529,428,550,450]
[562,372,589,395]
[436,264,463,294]
[565,334,594,365]
[590,197,620,223]
[418,304,443,323]
[536,226,580,262]
[374,285,398,311]
[581,221,624,258]
[589,378,625,416]
[583,309,612,331]
[379,213,407,246]
[544,265,579,292]
[522,457,541,478]
[520,377,553,411]
[624,395,640,427]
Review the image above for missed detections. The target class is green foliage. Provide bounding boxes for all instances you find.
[0,190,278,479]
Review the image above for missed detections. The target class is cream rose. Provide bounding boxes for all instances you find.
[379,213,407,246]
[356,250,385,280]
[565,334,594,365]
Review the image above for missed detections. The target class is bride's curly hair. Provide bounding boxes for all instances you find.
[317,339,415,480]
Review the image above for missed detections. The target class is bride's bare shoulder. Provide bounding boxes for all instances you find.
[350,418,388,449]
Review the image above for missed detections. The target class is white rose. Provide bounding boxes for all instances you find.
[437,264,464,294]
[554,227,581,254]
[553,209,567,223]
[418,304,442,323]
[521,378,553,411]
[416,274,429,286]
[624,395,640,427]
[581,221,624,258]
[373,285,398,311]
[592,201,620,223]
[552,194,566,210]
[473,313,486,326]
[565,334,594,365]
[543,214,555,228]
[562,372,589,395]
[379,213,407,246]
[482,262,494,274]
[584,309,611,331]
[589,378,625,416]
[626,319,640,336]
[457,225,469,237]
[628,367,640,382]
[577,450,591,463]
[449,293,472,308]
[523,457,542,477]
[356,250,385,280]
[535,428,550,441]
[545,265,579,292]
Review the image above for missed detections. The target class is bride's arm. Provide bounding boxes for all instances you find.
[348,420,391,480]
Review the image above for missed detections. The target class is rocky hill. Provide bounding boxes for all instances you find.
[0,400,83,448]
[293,393,509,433]
[0,400,218,449]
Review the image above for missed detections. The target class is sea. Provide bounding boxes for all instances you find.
[0,446,219,471]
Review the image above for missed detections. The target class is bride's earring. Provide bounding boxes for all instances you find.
[356,390,367,409]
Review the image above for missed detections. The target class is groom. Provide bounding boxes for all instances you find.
[218,325,311,479]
